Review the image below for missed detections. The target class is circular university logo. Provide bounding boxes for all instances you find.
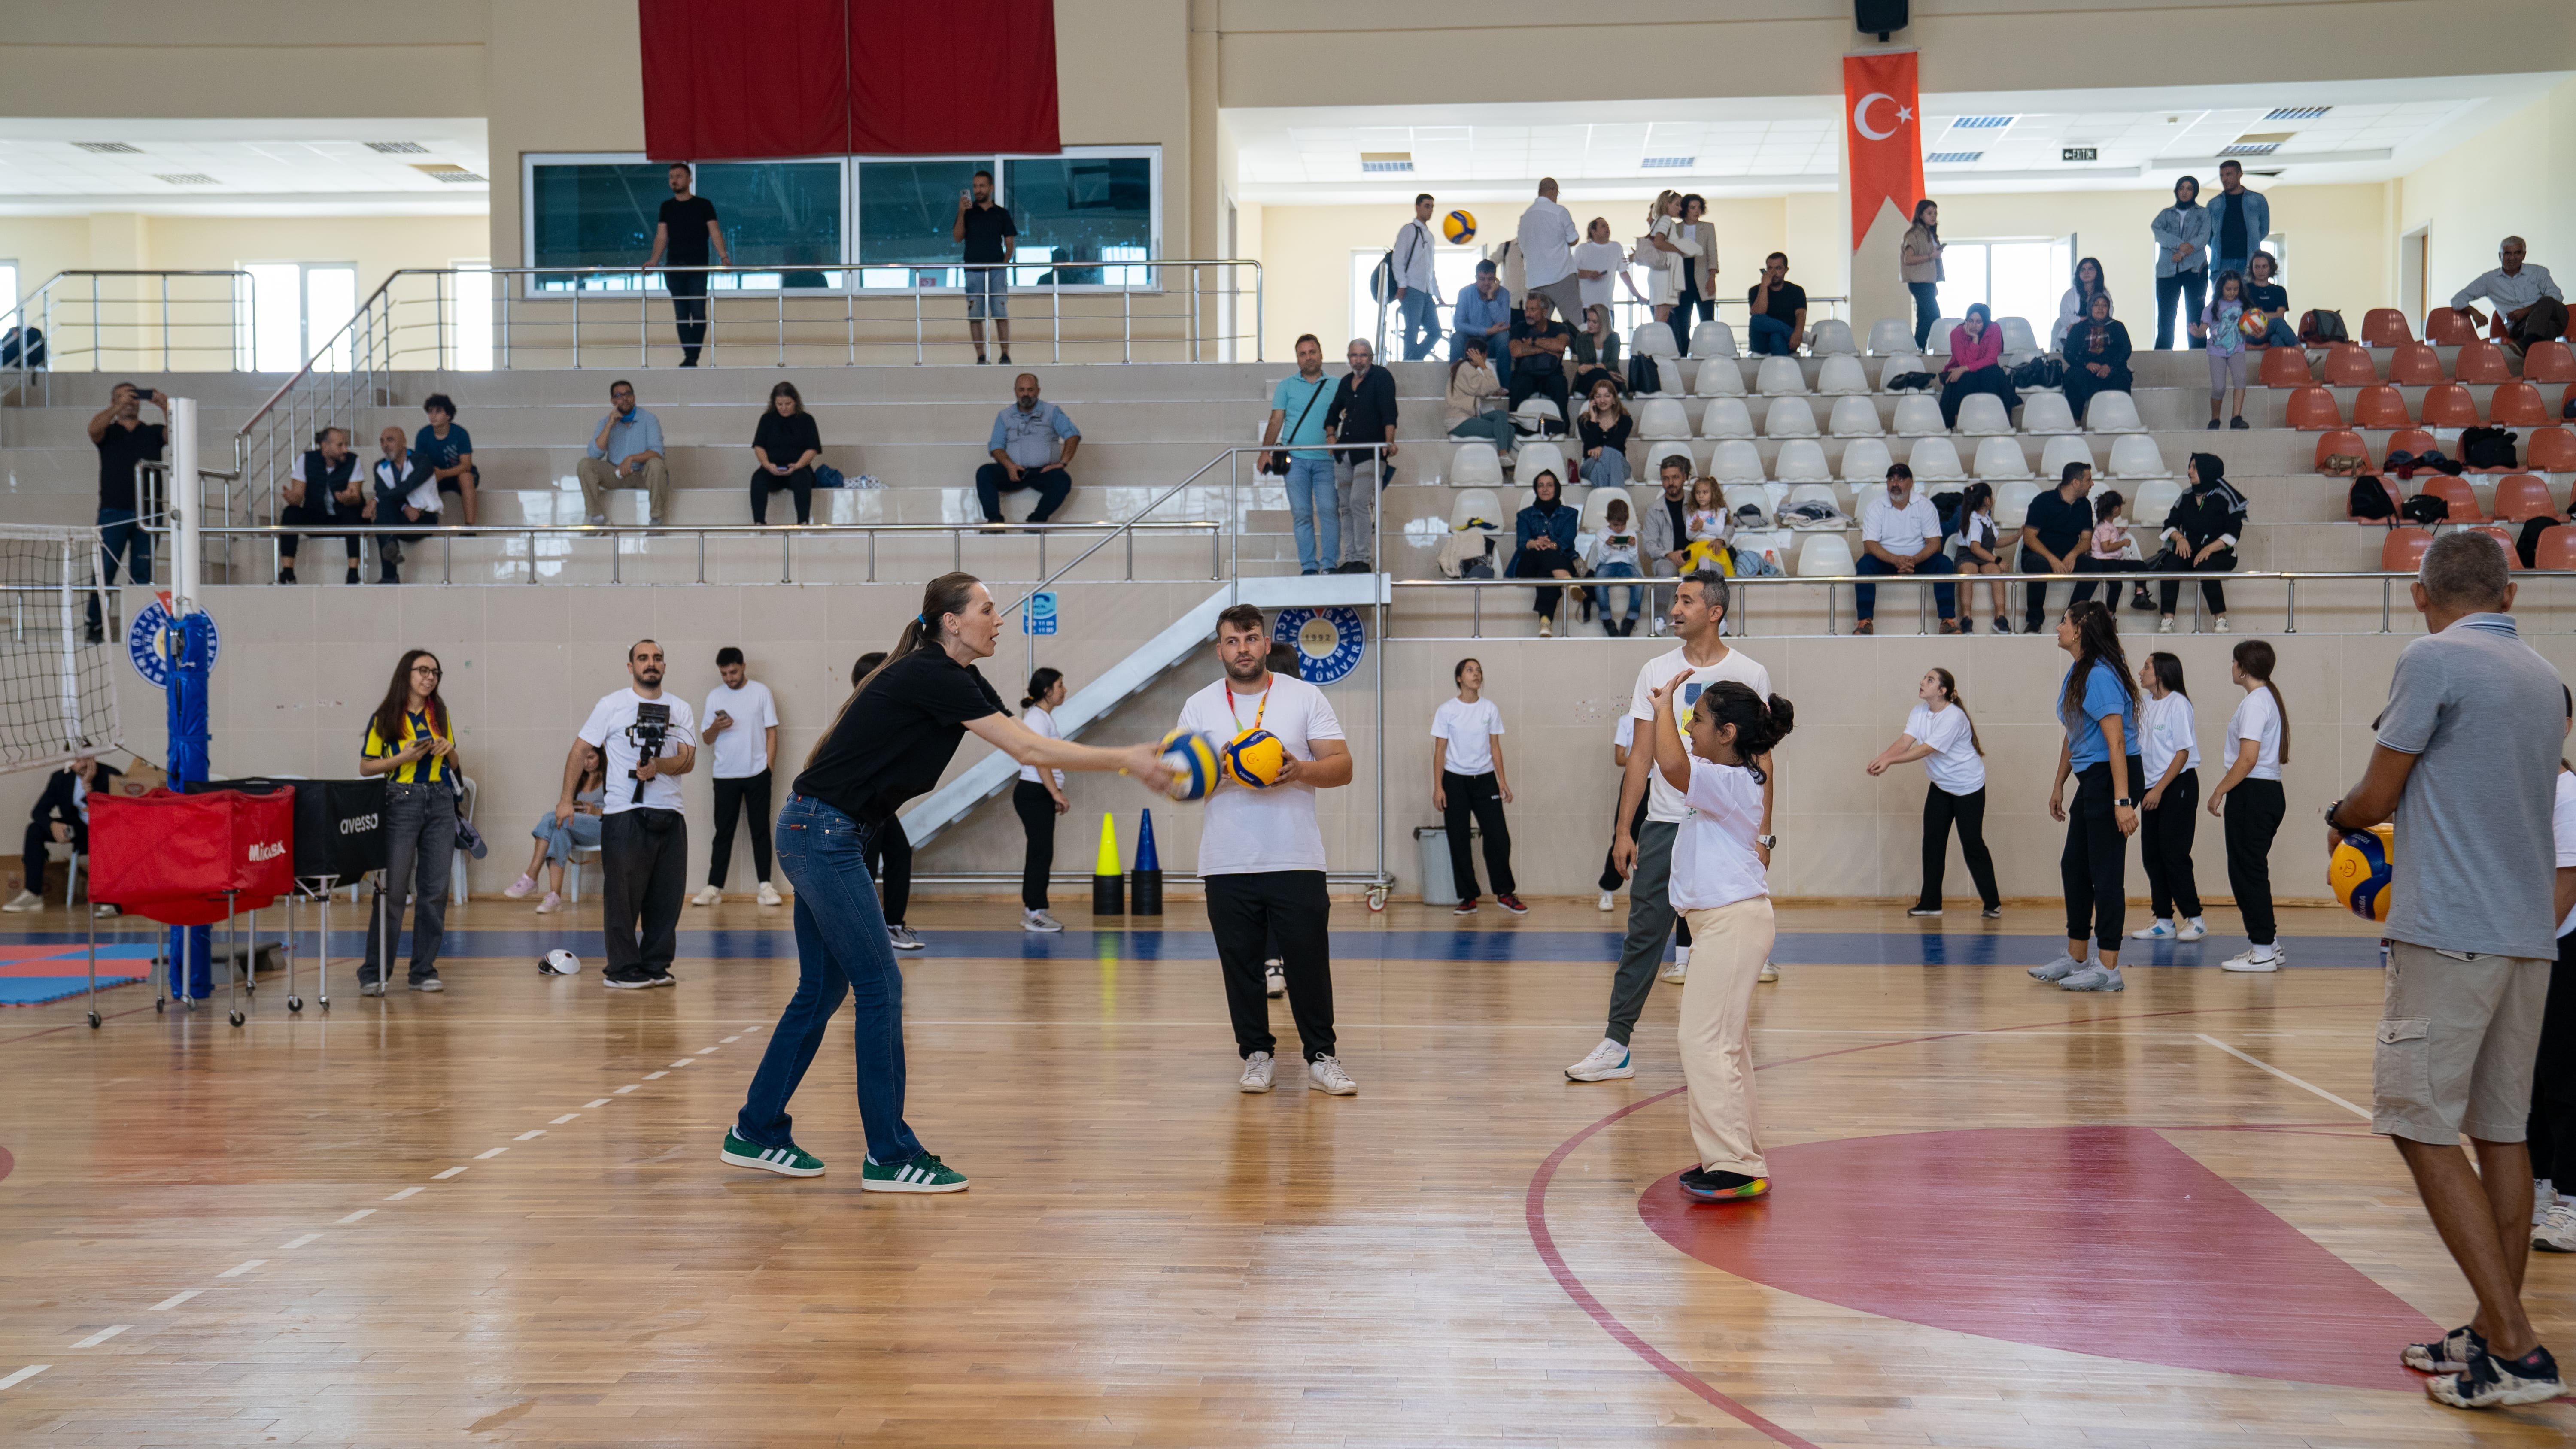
[1272,606,1365,686]
[126,592,220,687]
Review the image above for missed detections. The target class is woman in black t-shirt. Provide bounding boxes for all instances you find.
[2241,251,2300,349]
[750,381,823,525]
[723,572,1170,1192]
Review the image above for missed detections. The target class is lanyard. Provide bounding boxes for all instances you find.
[1226,685,1269,732]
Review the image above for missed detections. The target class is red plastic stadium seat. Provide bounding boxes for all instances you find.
[2493,474,2561,523]
[2419,384,2479,428]
[2348,475,2402,524]
[2321,343,2378,385]
[2471,527,2523,569]
[2313,429,2366,471]
[2285,386,2344,430]
[2259,346,2313,387]
[2537,525,2576,572]
[2387,428,2437,460]
[2532,427,2576,473]
[2378,528,2434,571]
[2453,340,2512,384]
[2524,341,2576,384]
[2424,307,2476,346]
[2352,385,2412,428]
[2386,342,2445,385]
[2419,475,2485,521]
[2491,383,2550,428]
[2362,309,2413,347]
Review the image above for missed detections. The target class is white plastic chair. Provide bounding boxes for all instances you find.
[1828,395,1884,437]
[1449,441,1504,488]
[2108,433,2170,478]
[2039,433,2096,480]
[1514,440,1571,488]
[1866,318,1911,355]
[1796,532,1856,576]
[1514,397,1564,431]
[1850,481,1889,519]
[1971,436,2032,480]
[1999,316,2041,358]
[1877,352,1926,391]
[1688,321,1738,358]
[1994,481,2042,532]
[1639,440,1702,478]
[1631,321,1681,360]
[2020,391,2079,435]
[1773,439,1831,483]
[2083,391,2145,433]
[1838,436,1893,484]
[1635,398,1691,439]
[2128,476,2183,529]
[1711,440,1766,484]
[1955,393,2014,437]
[1756,356,1808,396]
[1816,355,1870,397]
[1908,436,1966,482]
[1785,482,1844,513]
[1449,488,1504,530]
[1699,397,1755,438]
[1579,487,1641,536]
[1692,357,1746,396]
[1931,317,1964,350]
[1762,396,1819,438]
[1807,318,1859,356]
[1891,393,1946,436]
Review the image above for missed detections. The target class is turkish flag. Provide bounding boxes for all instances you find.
[1844,51,1925,250]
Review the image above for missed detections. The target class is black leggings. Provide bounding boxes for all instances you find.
[2060,758,2138,950]
[863,816,911,926]
[1012,779,1056,911]
[2222,776,2284,946]
[2137,768,2202,920]
[752,467,815,524]
[1920,784,1999,910]
[1441,769,1515,899]
[2527,929,2576,1185]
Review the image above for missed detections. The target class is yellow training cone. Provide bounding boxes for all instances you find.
[1091,811,1124,916]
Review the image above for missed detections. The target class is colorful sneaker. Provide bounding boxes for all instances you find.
[1495,894,1529,915]
[2177,918,2208,941]
[2059,963,2124,992]
[860,1151,968,1194]
[2029,951,2086,982]
[1565,1038,1634,1082]
[1678,1166,1771,1201]
[1452,897,1480,916]
[2427,1343,2563,1410]
[2404,1324,2481,1374]
[1307,1055,1358,1095]
[2131,919,2174,940]
[720,1129,823,1178]
[503,874,537,900]
[1238,1050,1275,1093]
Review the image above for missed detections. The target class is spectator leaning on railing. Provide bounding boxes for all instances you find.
[576,379,669,527]
[977,373,1079,526]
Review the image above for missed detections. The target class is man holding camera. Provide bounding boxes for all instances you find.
[563,640,697,988]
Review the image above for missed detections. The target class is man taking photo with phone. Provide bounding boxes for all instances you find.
[954,169,1018,366]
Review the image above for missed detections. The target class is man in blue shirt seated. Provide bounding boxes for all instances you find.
[575,379,669,526]
[1451,260,1515,387]
[978,373,1081,525]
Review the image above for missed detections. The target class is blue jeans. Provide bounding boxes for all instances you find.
[1283,454,1339,572]
[734,794,924,1165]
[1398,289,1438,360]
[531,809,602,865]
[1854,551,1957,621]
[1747,314,1793,355]
[2255,316,2301,348]
[88,507,150,634]
[1594,560,1642,627]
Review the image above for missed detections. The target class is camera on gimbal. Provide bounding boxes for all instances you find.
[623,701,671,803]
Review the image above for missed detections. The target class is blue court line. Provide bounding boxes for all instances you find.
[0,927,2384,968]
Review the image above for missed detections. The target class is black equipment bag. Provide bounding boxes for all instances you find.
[185,776,389,881]
[2346,475,2395,521]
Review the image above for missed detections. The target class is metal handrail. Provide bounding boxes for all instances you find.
[1,270,259,403]
[1374,283,1852,361]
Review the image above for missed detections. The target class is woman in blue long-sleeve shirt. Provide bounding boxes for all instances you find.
[1511,469,1583,635]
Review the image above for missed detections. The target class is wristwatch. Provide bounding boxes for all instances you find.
[1756,834,1778,850]
[2324,798,2348,831]
[2115,797,2133,808]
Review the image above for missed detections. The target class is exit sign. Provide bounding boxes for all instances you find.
[2062,147,2099,162]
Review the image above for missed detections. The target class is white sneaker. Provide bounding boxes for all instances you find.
[1,888,42,912]
[1537,618,1554,638]
[2220,948,2279,973]
[1238,1051,1275,1094]
[1565,1037,1634,1082]
[2177,918,2208,941]
[2537,1181,2560,1227]
[1308,1055,1358,1095]
[2157,616,2176,634]
[1597,891,1616,912]
[1022,908,1064,933]
[2537,1201,2576,1253]
[1758,960,1779,983]
[503,874,537,900]
[756,882,783,907]
[535,891,565,914]
[2132,919,2174,940]
[1660,956,1688,983]
[2213,615,2231,634]
[691,886,722,907]
[1264,961,1284,998]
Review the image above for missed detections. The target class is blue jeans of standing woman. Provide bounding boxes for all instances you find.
[1282,454,1338,573]
[734,794,924,1165]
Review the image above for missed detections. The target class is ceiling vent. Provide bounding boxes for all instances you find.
[2262,106,2331,122]
[1925,151,1982,164]
[365,141,431,154]
[1949,115,2014,130]
[1641,156,1695,170]
[74,142,140,154]
[154,173,219,185]
[2220,141,2282,157]
[412,163,488,183]
[1358,152,1413,173]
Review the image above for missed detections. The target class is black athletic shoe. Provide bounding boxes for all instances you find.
[345,566,361,585]
[1677,1166,1770,1201]
[2405,1325,2482,1374]
[2428,1342,2563,1409]
[278,567,297,585]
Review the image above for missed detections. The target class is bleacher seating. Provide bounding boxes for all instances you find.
[1908,437,1965,482]
[2421,384,2478,428]
[1763,396,1819,437]
[1776,439,1831,483]
[2537,525,2576,571]
[1829,395,1883,437]
[2312,429,2366,470]
[2379,527,2435,571]
[1516,440,1570,486]
[2526,341,2576,383]
[2259,346,2312,387]
[1866,318,1911,355]
[2321,343,2377,385]
[2039,434,2095,480]
[2492,383,2549,427]
[2387,343,2444,386]
[2530,427,2576,472]
[2424,307,2476,346]
[1878,352,1926,391]
[2361,308,2412,346]
[1994,481,2041,530]
[1689,321,1738,359]
[2129,476,2181,527]
[2108,433,2169,478]
[1972,436,2030,480]
[1694,357,1746,395]
[2352,384,2409,428]
[1635,397,1691,439]
[2285,386,2343,430]
[1998,316,2041,359]
[1808,319,1858,355]
[2473,525,2523,567]
[2020,392,2079,434]
[1712,440,1765,482]
[1700,397,1754,438]
[1632,322,1680,361]
[1798,532,1855,578]
[1955,394,2012,436]
[2083,392,2145,432]
[1839,437,1893,483]
[2494,474,2560,522]
[1816,355,1869,395]
[1756,357,1807,396]
[2455,341,2512,384]
[1451,441,1503,487]
[1450,488,1503,530]
[1891,393,1944,436]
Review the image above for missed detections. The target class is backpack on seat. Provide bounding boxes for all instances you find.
[2347,475,2395,521]
[2459,426,2519,470]
[2298,309,2349,344]
[2399,493,2449,524]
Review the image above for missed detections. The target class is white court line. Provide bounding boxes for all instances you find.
[147,1291,199,1311]
[551,1113,580,1124]
[720,1036,741,1043]
[384,1187,424,1201]
[432,1167,467,1180]
[643,1071,667,1080]
[696,1047,718,1054]
[0,1365,48,1391]
[514,1130,546,1141]
[70,1326,128,1349]
[667,1060,693,1069]
[213,1260,264,1279]
[474,1147,507,1160]
[584,1098,612,1108]
[337,1209,376,1225]
[2195,1034,2372,1119]
[617,1083,643,1091]
[278,1234,321,1251]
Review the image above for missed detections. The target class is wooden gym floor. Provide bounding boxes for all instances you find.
[0,896,2567,1446]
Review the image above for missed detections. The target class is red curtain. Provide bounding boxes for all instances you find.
[639,0,1059,161]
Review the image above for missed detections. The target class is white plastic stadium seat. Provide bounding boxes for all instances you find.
[1807,318,1858,355]
[2039,433,2096,480]
[1838,436,1893,483]
[1828,395,1884,437]
[1631,321,1680,360]
[1774,439,1831,483]
[1785,482,1844,513]
[1877,352,1926,391]
[1449,488,1503,530]
[1999,316,2041,358]
[1994,481,2041,532]
[1756,356,1808,396]
[1955,393,2013,437]
[1688,321,1738,358]
[1762,396,1819,438]
[1850,482,1888,518]
[1797,532,1856,577]
[1516,483,1591,512]
[2108,433,2170,479]
[1971,436,2032,480]
[1908,436,1966,482]
[2020,392,2079,435]
[1711,440,1767,484]
[1891,393,1945,436]
[1640,440,1701,477]
[1513,440,1571,487]
[1816,355,1869,396]
[1515,397,1564,429]
[1866,318,1911,355]
[1449,441,1504,488]
[1578,487,1639,535]
[1699,397,1755,439]
[1635,398,1691,440]
[2083,391,2145,433]
[1722,484,1772,523]
[2128,476,2182,529]
[1931,318,1964,350]
[1692,357,1746,396]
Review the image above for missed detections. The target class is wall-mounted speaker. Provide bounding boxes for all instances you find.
[1855,0,1909,40]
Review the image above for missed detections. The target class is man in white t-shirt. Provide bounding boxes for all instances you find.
[1515,178,1585,352]
[562,640,698,988]
[1568,570,1775,1082]
[1391,193,1441,361]
[1854,463,1959,634]
[694,646,782,909]
[1177,604,1358,1096]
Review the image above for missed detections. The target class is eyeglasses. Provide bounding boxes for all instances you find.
[411,665,442,677]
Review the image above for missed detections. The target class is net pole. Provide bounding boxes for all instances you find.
[170,397,199,615]
[57,533,80,755]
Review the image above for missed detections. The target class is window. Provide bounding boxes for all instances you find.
[528,160,843,290]
[854,159,985,278]
[0,262,19,330]
[1936,237,2072,338]
[1001,154,1157,285]
[240,263,359,372]
[452,262,493,371]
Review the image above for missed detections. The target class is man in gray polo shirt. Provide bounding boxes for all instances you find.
[2328,531,2565,1409]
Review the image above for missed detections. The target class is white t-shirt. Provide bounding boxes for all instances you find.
[1572,239,1627,312]
[2139,691,2202,783]
[701,679,778,779]
[577,688,698,815]
[2224,687,2284,781]
[1628,644,1773,824]
[1904,702,1984,795]
[1431,697,1504,776]
[1516,197,1580,288]
[1862,493,1944,558]
[1177,674,1344,876]
[1670,758,1768,912]
[2553,771,2576,937]
[375,456,439,513]
[1018,704,1066,787]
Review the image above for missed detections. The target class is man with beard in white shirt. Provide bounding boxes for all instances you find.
[562,640,698,988]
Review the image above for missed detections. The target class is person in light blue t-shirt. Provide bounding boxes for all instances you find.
[2033,600,2141,993]
[1260,333,1340,575]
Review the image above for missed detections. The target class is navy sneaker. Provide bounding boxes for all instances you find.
[1678,1166,1771,1201]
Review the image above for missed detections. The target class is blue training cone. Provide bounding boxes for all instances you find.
[1130,809,1163,916]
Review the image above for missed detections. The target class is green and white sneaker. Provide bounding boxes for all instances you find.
[720,1130,824,1178]
[860,1151,969,1194]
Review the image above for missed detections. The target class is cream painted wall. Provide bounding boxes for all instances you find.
[0,214,490,291]
[2400,74,2576,327]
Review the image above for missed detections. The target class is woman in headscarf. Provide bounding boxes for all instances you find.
[2150,452,2248,634]
[1937,303,2020,430]
[2059,290,2134,426]
[2052,255,2108,349]
[1509,469,1583,635]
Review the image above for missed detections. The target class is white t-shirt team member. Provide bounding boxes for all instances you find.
[2131,655,2208,942]
[1430,694,1504,776]
[564,640,699,988]
[1864,667,1999,917]
[697,651,782,906]
[2208,645,2290,970]
[1178,606,1357,1097]
[1430,658,1521,912]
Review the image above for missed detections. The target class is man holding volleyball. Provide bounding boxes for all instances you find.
[1178,605,1357,1095]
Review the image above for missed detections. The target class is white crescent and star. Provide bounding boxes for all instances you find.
[1853,92,1912,141]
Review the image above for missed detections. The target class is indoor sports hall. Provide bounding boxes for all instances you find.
[4,2,2576,1443]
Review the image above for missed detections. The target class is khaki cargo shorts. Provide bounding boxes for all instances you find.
[2372,939,2550,1144]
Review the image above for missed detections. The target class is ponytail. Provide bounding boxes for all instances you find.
[1696,680,1797,781]
[806,571,981,769]
[1929,667,1982,756]
[1022,666,1063,711]
[2233,639,2287,763]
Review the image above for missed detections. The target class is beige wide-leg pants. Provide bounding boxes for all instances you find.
[1680,896,1775,1177]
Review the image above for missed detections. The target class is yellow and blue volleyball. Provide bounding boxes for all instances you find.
[2327,824,2394,922]
[1441,209,1478,246]
[1220,728,1290,789]
[1155,729,1224,802]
